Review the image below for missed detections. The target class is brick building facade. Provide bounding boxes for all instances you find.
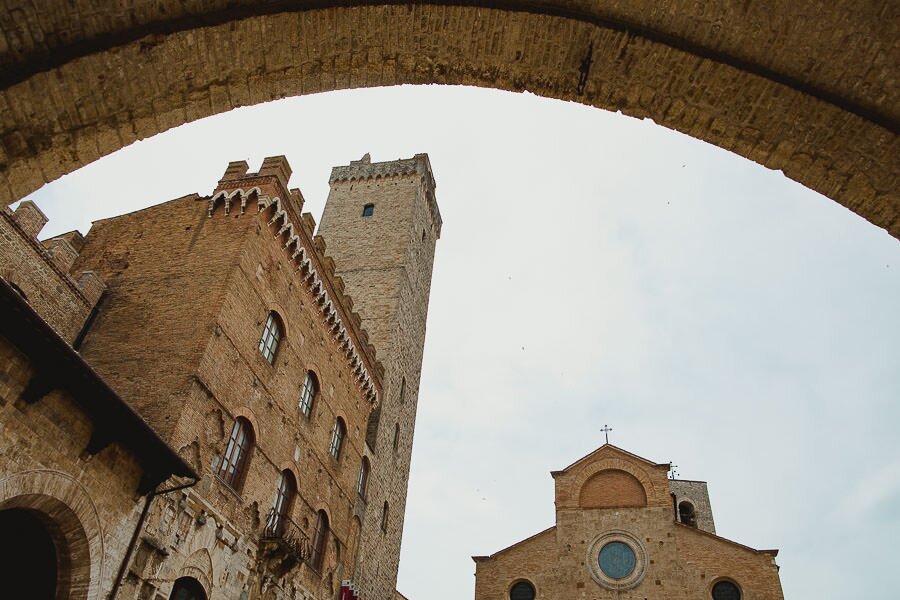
[473,444,783,600]
[0,153,440,600]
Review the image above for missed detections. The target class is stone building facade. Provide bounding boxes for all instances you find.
[0,153,440,600]
[473,444,783,600]
[318,153,441,600]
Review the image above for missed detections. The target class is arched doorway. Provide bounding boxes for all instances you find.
[169,576,208,600]
[0,507,61,600]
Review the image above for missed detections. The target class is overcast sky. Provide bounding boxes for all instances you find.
[23,85,900,600]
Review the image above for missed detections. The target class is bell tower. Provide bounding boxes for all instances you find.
[317,153,442,599]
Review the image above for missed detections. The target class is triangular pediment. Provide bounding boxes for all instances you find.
[551,443,669,478]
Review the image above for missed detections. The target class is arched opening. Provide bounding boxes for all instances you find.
[0,508,60,600]
[0,4,894,238]
[678,501,698,528]
[169,576,208,600]
[309,510,329,572]
[579,469,647,508]
[509,580,536,600]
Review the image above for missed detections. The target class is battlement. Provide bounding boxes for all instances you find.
[329,153,442,238]
[208,156,384,404]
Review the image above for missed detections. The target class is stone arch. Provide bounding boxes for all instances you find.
[0,3,896,238]
[570,457,659,507]
[0,470,106,600]
[579,469,648,508]
[177,548,215,595]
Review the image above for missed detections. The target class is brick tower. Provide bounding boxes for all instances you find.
[318,153,442,599]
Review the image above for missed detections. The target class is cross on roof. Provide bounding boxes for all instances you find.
[600,424,613,445]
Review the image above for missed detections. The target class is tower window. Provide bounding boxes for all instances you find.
[392,423,400,453]
[712,580,741,600]
[329,417,346,460]
[258,312,283,365]
[309,510,329,571]
[218,418,254,491]
[399,377,406,404]
[362,204,374,217]
[509,581,536,600]
[381,501,389,532]
[678,500,697,528]
[299,371,319,418]
[357,457,370,498]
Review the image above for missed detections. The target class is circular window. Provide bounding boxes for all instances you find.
[712,580,741,600]
[509,580,535,600]
[598,541,636,579]
[586,530,647,590]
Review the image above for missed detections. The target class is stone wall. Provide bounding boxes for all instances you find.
[0,336,145,600]
[669,479,716,535]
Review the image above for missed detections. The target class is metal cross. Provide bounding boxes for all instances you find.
[600,424,613,444]
[669,464,679,480]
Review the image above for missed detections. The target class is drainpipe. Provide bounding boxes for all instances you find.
[108,476,200,600]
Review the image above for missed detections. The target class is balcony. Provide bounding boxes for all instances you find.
[258,508,311,576]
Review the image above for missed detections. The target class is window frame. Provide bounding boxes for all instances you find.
[508,580,536,600]
[217,417,254,492]
[357,457,370,499]
[266,470,296,537]
[258,312,283,365]
[329,417,346,461]
[299,371,318,418]
[309,510,329,572]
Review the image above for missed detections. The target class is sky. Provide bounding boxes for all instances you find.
[21,85,900,599]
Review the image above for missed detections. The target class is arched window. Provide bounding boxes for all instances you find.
[380,501,389,532]
[712,580,741,600]
[361,203,374,217]
[509,580,536,600]
[170,577,207,600]
[218,417,254,490]
[265,470,297,537]
[310,510,329,571]
[329,417,346,460]
[678,500,697,528]
[258,312,283,364]
[392,423,400,453]
[357,457,370,498]
[299,371,318,418]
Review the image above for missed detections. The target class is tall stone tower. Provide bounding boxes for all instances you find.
[318,153,441,599]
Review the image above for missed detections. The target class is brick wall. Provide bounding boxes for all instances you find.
[1,203,100,342]
[69,159,389,600]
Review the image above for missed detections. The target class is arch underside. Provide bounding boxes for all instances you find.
[0,2,896,238]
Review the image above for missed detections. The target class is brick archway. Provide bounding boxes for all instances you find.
[0,470,105,600]
[0,2,896,238]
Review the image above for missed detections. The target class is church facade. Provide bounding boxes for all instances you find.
[473,444,783,600]
[0,153,440,600]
